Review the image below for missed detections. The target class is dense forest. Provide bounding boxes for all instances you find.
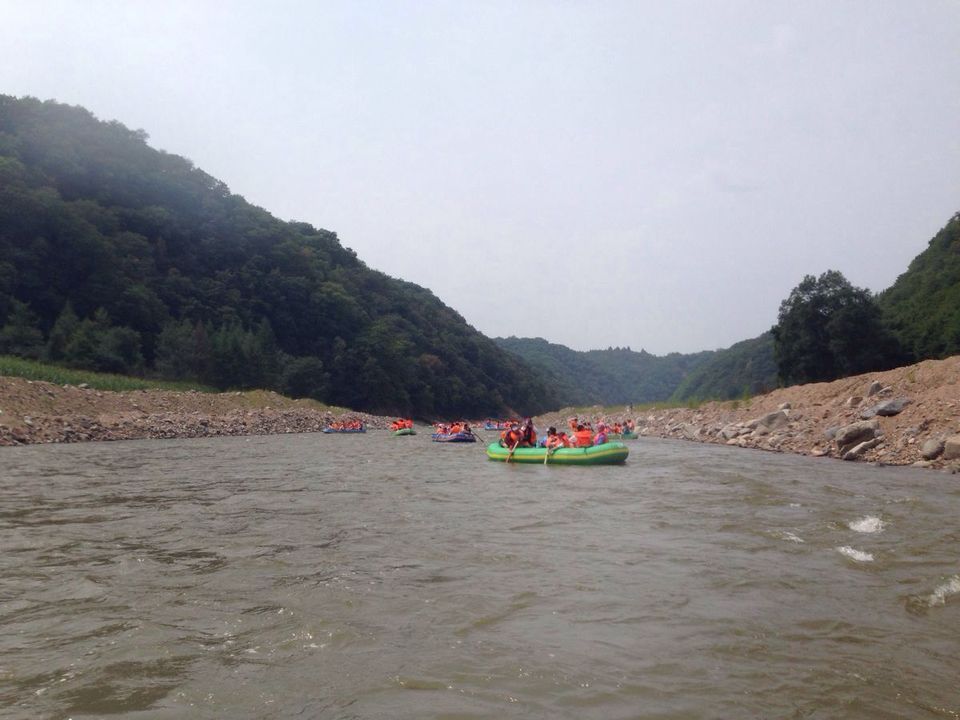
[878,213,960,359]
[0,95,554,416]
[494,337,728,405]
[668,334,777,402]
[496,335,778,406]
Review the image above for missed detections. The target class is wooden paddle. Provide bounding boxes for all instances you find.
[506,440,519,463]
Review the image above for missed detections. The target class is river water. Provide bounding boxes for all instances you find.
[1,431,958,719]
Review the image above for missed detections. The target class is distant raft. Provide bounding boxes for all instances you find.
[321,427,366,434]
[608,431,638,440]
[431,431,477,443]
[392,428,417,436]
[485,441,629,465]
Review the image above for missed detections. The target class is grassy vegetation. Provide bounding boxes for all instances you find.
[0,356,217,393]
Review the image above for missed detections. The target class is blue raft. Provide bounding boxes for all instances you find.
[431,432,477,443]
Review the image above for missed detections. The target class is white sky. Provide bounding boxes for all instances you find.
[2,0,958,353]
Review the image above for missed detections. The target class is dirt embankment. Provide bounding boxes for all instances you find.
[0,379,391,446]
[536,355,960,471]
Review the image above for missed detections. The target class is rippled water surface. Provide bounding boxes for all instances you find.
[2,432,959,719]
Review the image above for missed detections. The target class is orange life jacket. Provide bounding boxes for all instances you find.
[575,429,593,447]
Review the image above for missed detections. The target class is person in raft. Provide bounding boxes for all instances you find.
[573,423,593,448]
[519,418,537,447]
[593,423,609,446]
[500,422,521,448]
[545,427,572,450]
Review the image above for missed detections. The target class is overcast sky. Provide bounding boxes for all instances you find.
[2,1,958,354]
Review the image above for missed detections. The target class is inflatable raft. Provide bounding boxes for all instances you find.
[392,428,417,436]
[322,427,366,434]
[431,431,477,443]
[608,431,638,440]
[486,441,629,465]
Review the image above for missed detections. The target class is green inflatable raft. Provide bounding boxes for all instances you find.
[392,428,417,436]
[485,441,629,465]
[608,431,638,440]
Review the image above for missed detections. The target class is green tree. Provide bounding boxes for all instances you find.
[62,308,143,374]
[45,301,80,362]
[771,270,902,385]
[280,356,328,400]
[0,299,44,358]
[155,319,197,379]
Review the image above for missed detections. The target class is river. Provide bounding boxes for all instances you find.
[1,431,958,719]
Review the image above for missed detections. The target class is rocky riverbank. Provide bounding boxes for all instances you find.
[2,356,959,470]
[0,378,392,446]
[536,355,960,471]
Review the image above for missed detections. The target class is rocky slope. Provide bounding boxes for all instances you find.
[0,379,391,445]
[536,355,960,471]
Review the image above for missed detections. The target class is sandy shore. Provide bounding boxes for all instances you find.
[2,357,959,470]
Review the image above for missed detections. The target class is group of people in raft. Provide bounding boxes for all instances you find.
[390,418,414,431]
[325,418,365,431]
[498,416,637,450]
[433,421,473,436]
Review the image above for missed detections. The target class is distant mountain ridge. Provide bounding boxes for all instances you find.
[498,210,960,408]
[494,334,777,406]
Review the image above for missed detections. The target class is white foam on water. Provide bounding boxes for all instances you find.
[837,546,874,562]
[848,515,885,533]
[927,576,960,607]
[774,530,805,543]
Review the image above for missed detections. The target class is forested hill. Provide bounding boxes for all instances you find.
[494,336,777,406]
[499,210,960,406]
[878,212,960,360]
[0,95,553,416]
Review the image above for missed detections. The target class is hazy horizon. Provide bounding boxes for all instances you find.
[2,1,958,354]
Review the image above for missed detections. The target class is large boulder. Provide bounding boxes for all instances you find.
[842,437,882,461]
[944,435,960,461]
[835,420,879,452]
[920,438,945,460]
[747,410,789,432]
[875,398,911,417]
[720,424,742,440]
[860,397,910,419]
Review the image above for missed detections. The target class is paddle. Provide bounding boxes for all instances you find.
[544,443,553,465]
[506,440,519,463]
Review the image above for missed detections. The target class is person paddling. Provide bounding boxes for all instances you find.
[500,423,521,448]
[545,427,564,450]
